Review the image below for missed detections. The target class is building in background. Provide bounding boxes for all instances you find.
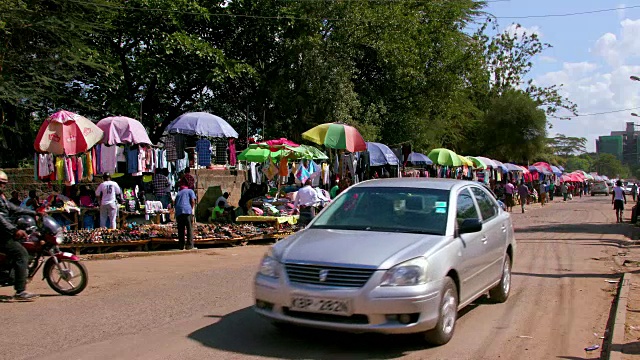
[596,122,640,165]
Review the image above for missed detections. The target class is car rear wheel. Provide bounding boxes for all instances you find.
[489,254,511,303]
[424,277,458,346]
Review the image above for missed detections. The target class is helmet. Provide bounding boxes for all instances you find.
[16,215,36,232]
[0,171,8,183]
[41,215,61,235]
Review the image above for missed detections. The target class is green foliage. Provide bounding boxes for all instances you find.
[474,90,547,163]
[548,134,587,157]
[564,156,592,173]
[593,153,629,179]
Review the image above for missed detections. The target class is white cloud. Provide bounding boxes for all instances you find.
[535,19,640,151]
[504,23,543,39]
[539,56,557,63]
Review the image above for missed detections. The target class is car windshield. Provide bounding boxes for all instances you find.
[311,186,450,235]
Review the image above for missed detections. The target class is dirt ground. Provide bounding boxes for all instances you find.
[0,195,632,360]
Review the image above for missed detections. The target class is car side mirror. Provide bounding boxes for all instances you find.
[459,218,483,235]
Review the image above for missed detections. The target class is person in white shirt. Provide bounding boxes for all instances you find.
[216,192,234,211]
[95,173,122,229]
[295,180,319,225]
[612,180,627,223]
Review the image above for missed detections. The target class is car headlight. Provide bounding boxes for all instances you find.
[380,257,428,286]
[258,249,281,278]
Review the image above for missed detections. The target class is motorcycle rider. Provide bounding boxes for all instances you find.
[0,171,39,300]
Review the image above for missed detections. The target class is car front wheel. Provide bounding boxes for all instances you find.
[489,254,512,303]
[424,277,458,346]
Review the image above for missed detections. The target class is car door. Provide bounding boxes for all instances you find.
[455,187,486,303]
[470,186,505,287]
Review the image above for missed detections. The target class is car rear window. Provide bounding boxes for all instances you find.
[311,187,450,235]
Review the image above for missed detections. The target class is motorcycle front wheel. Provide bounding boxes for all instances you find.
[44,259,88,295]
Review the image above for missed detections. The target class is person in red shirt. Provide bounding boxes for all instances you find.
[181,167,196,190]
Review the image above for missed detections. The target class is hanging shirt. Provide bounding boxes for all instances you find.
[116,146,126,162]
[165,136,178,161]
[228,139,237,166]
[127,147,139,174]
[196,139,212,166]
[100,145,118,175]
[175,151,188,173]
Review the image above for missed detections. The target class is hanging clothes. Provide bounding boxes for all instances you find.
[165,136,178,161]
[100,145,118,175]
[175,151,188,173]
[196,139,212,166]
[126,147,139,174]
[228,139,237,166]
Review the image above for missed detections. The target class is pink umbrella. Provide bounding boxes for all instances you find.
[560,175,572,182]
[97,116,152,145]
[264,138,300,148]
[532,162,554,174]
[34,110,104,155]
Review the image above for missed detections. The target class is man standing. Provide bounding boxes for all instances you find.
[0,171,39,301]
[613,180,627,223]
[562,182,569,201]
[152,169,171,209]
[181,167,196,190]
[95,173,122,229]
[505,181,515,212]
[295,180,319,225]
[548,181,555,201]
[538,181,546,207]
[175,184,197,250]
[518,181,530,214]
[632,183,638,202]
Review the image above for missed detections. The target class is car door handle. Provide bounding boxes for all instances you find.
[481,236,488,244]
[501,225,507,233]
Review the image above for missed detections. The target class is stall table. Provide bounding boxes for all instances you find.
[235,215,298,231]
[47,209,79,230]
[59,240,151,255]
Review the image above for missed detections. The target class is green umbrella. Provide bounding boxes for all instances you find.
[428,148,462,167]
[466,156,487,169]
[298,145,328,160]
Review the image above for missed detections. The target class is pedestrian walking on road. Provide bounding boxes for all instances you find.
[539,181,546,207]
[612,180,627,223]
[633,183,638,202]
[518,182,530,213]
[562,183,568,201]
[549,182,555,201]
[505,181,515,212]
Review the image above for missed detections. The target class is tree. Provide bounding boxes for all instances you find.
[475,90,547,163]
[593,153,629,179]
[564,156,592,173]
[473,23,577,119]
[548,134,587,157]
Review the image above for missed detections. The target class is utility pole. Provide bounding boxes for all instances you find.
[246,105,249,145]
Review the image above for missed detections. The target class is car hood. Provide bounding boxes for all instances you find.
[276,228,445,269]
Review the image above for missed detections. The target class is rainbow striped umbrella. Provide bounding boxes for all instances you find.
[302,123,367,153]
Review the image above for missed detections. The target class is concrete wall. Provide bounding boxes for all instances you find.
[193,169,247,222]
[0,168,101,199]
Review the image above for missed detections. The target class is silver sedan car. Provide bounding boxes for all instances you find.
[254,178,516,345]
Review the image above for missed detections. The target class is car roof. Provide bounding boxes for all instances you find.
[352,178,480,191]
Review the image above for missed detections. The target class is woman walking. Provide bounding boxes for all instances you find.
[612,180,627,223]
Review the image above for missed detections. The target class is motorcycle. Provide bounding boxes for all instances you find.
[0,214,88,296]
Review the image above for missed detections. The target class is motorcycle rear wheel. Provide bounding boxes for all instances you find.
[44,260,88,296]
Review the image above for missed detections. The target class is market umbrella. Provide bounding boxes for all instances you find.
[165,112,239,138]
[492,159,508,173]
[474,156,498,168]
[550,165,562,176]
[467,156,487,169]
[298,145,329,160]
[265,138,299,148]
[532,162,554,173]
[96,116,152,145]
[457,155,474,167]
[367,142,400,166]
[504,163,524,172]
[302,123,367,153]
[560,175,572,182]
[406,152,433,165]
[529,164,552,175]
[575,170,594,180]
[34,110,104,155]
[427,148,462,167]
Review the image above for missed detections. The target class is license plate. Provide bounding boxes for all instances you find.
[290,296,351,316]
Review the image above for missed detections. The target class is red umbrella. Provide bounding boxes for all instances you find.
[560,175,572,182]
[34,110,104,155]
[532,162,554,174]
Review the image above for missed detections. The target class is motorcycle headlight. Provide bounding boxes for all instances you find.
[380,257,429,286]
[258,249,281,278]
[55,231,64,245]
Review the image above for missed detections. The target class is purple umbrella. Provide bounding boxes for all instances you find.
[97,116,152,145]
[165,112,238,138]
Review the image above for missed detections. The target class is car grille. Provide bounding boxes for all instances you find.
[284,263,376,288]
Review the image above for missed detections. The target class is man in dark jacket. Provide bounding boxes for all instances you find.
[0,171,39,301]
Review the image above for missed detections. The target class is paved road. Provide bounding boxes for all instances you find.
[0,196,631,360]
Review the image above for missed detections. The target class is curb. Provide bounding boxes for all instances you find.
[606,272,631,360]
[77,248,207,261]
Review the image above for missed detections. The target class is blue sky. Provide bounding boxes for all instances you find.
[481,0,640,151]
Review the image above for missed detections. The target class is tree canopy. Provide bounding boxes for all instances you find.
[0,0,578,167]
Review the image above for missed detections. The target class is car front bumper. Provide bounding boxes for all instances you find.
[254,272,444,334]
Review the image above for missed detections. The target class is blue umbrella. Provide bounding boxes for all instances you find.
[407,152,433,165]
[529,165,552,175]
[366,142,399,166]
[165,112,239,138]
[550,166,562,176]
[504,163,524,172]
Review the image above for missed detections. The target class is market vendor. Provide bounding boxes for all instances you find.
[216,192,234,212]
[152,168,171,208]
[210,199,232,223]
[294,180,319,225]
